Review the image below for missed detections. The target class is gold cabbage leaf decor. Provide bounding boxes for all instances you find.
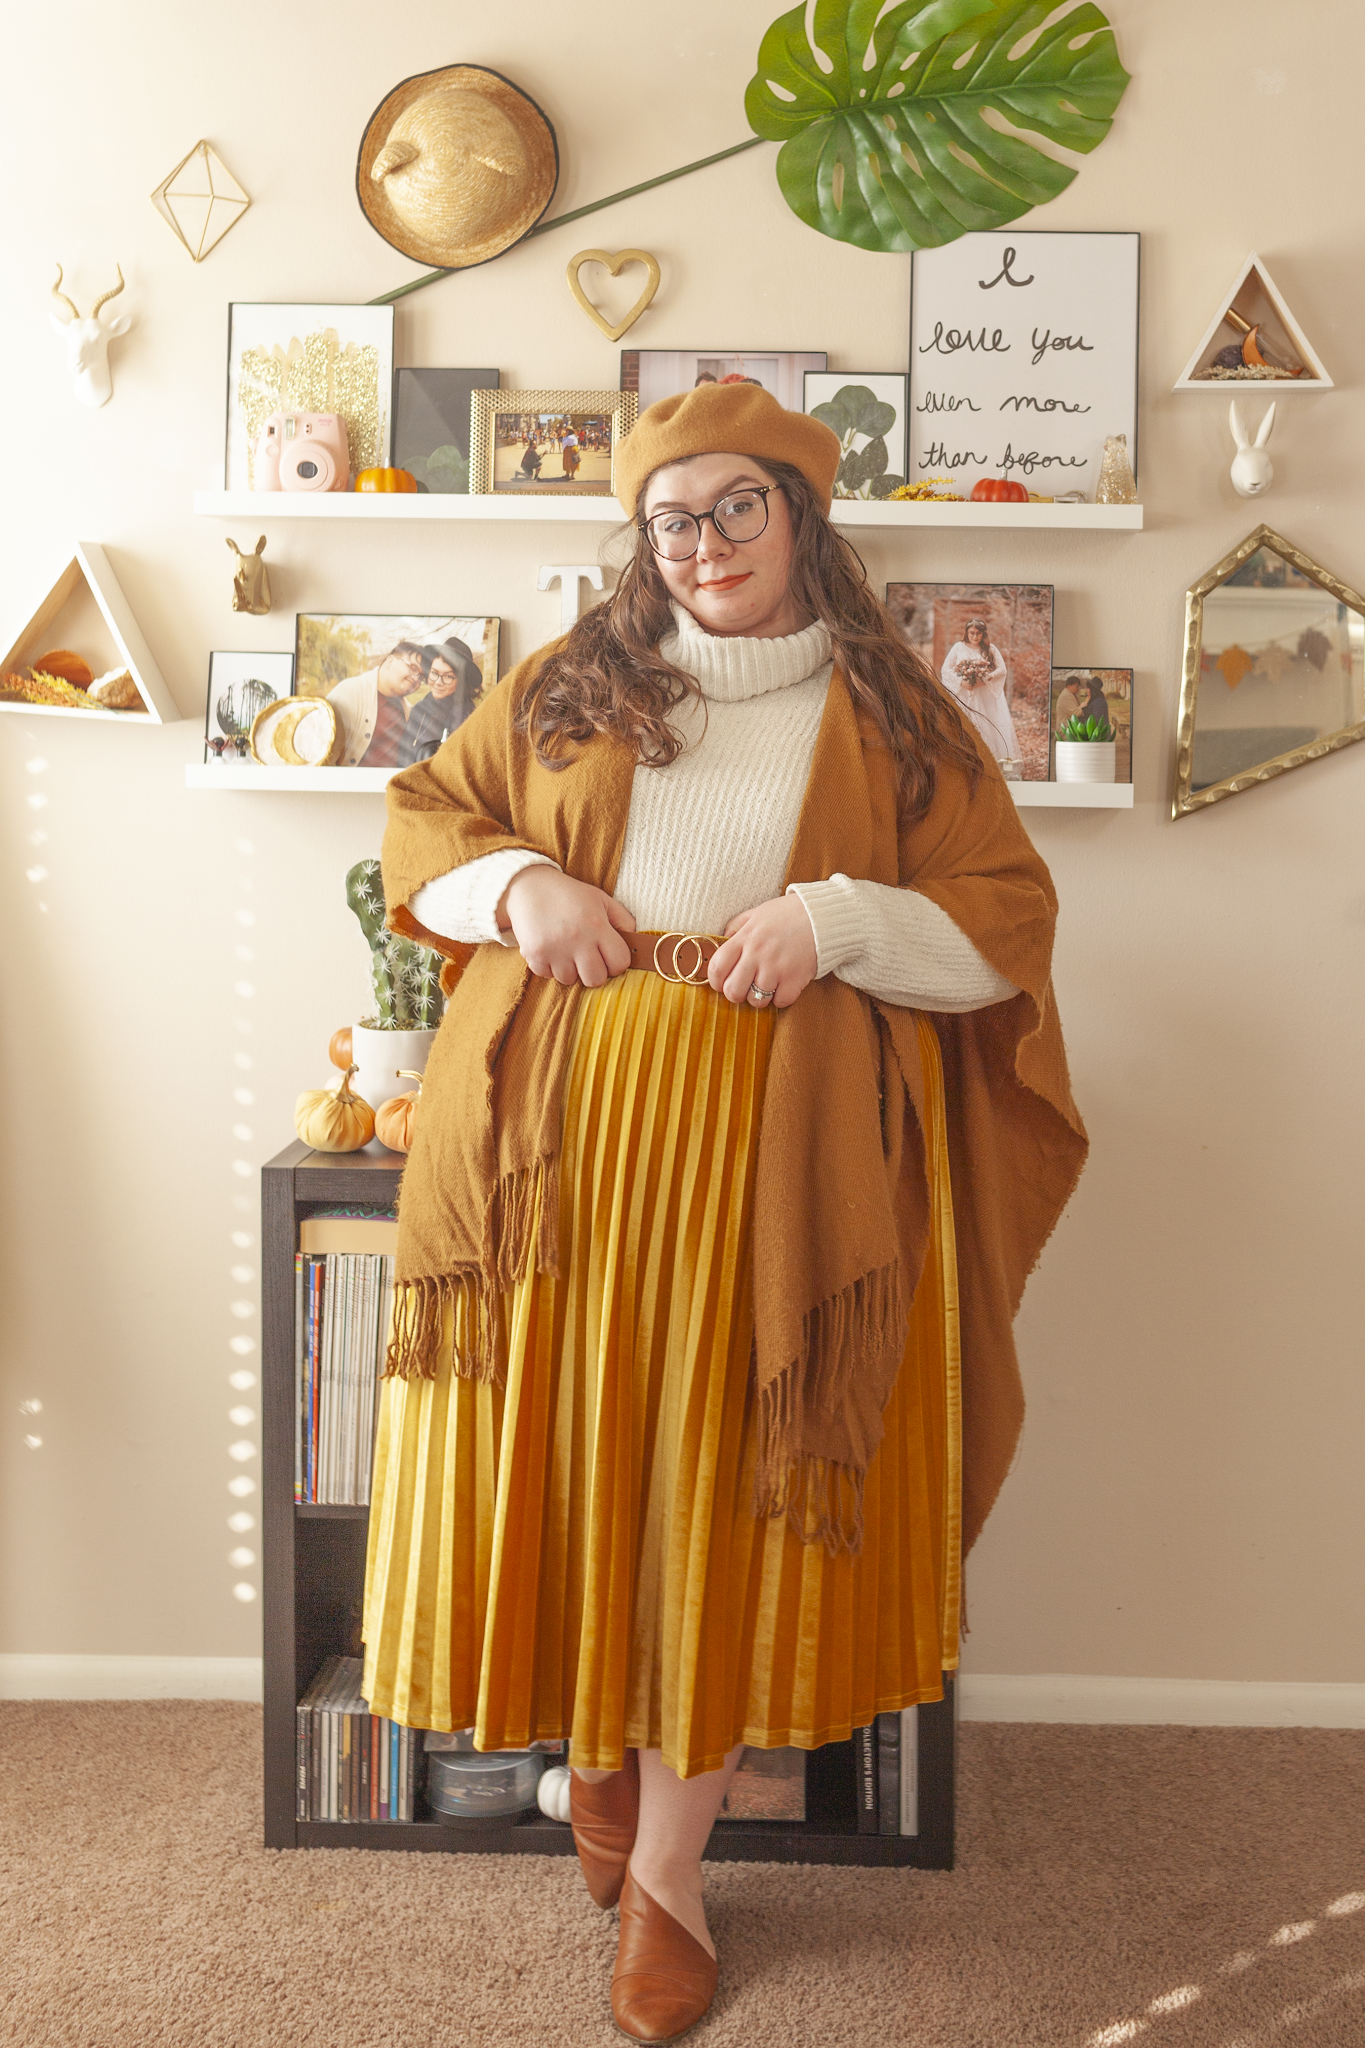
[744,0,1131,253]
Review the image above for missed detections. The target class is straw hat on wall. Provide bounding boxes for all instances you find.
[357,64,558,270]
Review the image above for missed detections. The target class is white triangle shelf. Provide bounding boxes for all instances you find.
[0,543,179,723]
[1174,253,1332,393]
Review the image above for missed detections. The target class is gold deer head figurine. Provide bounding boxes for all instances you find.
[227,535,271,616]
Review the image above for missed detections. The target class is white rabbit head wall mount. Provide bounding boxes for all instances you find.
[1229,399,1276,498]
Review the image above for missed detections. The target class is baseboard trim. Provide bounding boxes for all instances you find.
[2,1661,1361,1726]
[959,1674,1365,1728]
[0,1655,263,1702]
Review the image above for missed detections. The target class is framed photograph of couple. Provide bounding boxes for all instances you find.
[469,388,636,496]
[292,613,500,770]
[1051,668,1133,781]
[885,581,1055,781]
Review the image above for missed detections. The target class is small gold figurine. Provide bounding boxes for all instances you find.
[1095,433,1138,506]
[227,535,271,615]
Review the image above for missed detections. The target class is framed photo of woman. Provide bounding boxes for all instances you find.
[885,581,1055,781]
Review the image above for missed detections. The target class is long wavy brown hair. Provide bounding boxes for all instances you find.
[513,456,983,820]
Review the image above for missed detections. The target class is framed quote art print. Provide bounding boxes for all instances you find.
[907,232,1139,501]
[469,388,637,497]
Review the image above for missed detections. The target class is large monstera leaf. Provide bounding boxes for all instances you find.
[745,0,1130,253]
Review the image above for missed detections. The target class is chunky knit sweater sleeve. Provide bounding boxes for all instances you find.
[787,876,1016,1012]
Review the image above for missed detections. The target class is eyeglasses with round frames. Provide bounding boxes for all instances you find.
[638,484,780,562]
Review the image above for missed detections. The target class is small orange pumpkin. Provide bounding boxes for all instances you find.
[374,1069,424,1154]
[328,1026,354,1071]
[32,648,93,689]
[355,467,418,493]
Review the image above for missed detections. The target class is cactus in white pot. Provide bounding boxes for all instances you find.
[344,859,445,1114]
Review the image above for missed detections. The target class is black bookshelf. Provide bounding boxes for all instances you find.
[263,1141,957,1867]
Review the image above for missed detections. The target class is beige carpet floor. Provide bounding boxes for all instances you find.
[1,1704,1363,2047]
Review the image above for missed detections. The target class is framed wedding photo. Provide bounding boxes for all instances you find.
[469,388,637,497]
[392,368,498,494]
[886,581,1055,781]
[293,613,500,769]
[803,373,908,500]
[224,302,395,492]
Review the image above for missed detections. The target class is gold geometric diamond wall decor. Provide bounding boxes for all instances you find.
[151,141,250,262]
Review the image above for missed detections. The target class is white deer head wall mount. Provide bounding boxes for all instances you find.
[50,265,132,408]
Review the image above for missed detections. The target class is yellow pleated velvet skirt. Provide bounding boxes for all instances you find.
[362,970,960,1777]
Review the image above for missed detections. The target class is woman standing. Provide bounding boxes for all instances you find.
[940,616,1021,766]
[365,386,1085,2041]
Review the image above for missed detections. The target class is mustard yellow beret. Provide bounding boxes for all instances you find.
[615,382,842,518]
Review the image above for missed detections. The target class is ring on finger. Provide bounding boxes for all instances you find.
[748,982,775,1004]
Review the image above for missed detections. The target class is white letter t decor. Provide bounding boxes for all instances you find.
[538,564,604,632]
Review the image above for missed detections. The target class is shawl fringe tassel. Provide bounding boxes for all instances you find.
[384,1158,560,1385]
[753,1260,905,1557]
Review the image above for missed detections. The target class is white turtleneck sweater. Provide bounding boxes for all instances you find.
[409,607,1018,1014]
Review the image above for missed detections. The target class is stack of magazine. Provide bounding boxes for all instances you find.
[294,1241,395,1504]
[297,1655,421,1821]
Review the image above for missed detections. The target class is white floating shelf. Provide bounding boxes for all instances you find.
[195,490,619,524]
[184,762,1134,806]
[185,763,394,792]
[193,490,1142,532]
[832,500,1142,531]
[1011,782,1133,808]
[0,701,158,724]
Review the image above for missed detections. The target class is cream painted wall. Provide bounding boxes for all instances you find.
[1,0,1361,1683]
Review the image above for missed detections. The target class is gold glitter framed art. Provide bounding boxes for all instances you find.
[470,387,637,497]
[225,303,395,492]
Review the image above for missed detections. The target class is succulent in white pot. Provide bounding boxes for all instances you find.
[1054,712,1118,784]
[344,859,445,1118]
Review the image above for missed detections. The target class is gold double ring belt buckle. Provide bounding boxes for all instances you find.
[652,931,717,987]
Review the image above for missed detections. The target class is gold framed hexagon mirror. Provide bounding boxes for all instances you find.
[1174,524,1365,816]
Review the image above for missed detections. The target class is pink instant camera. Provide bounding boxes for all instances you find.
[254,412,350,492]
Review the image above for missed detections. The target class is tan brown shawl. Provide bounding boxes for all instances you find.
[381,648,1088,1554]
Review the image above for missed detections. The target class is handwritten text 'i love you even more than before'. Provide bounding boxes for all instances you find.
[907,232,1139,493]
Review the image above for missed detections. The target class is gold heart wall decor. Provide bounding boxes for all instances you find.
[567,248,661,342]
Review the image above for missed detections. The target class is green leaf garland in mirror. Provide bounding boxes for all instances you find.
[745,0,1130,254]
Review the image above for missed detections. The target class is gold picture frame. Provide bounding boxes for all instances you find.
[469,387,637,498]
[1174,523,1365,817]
